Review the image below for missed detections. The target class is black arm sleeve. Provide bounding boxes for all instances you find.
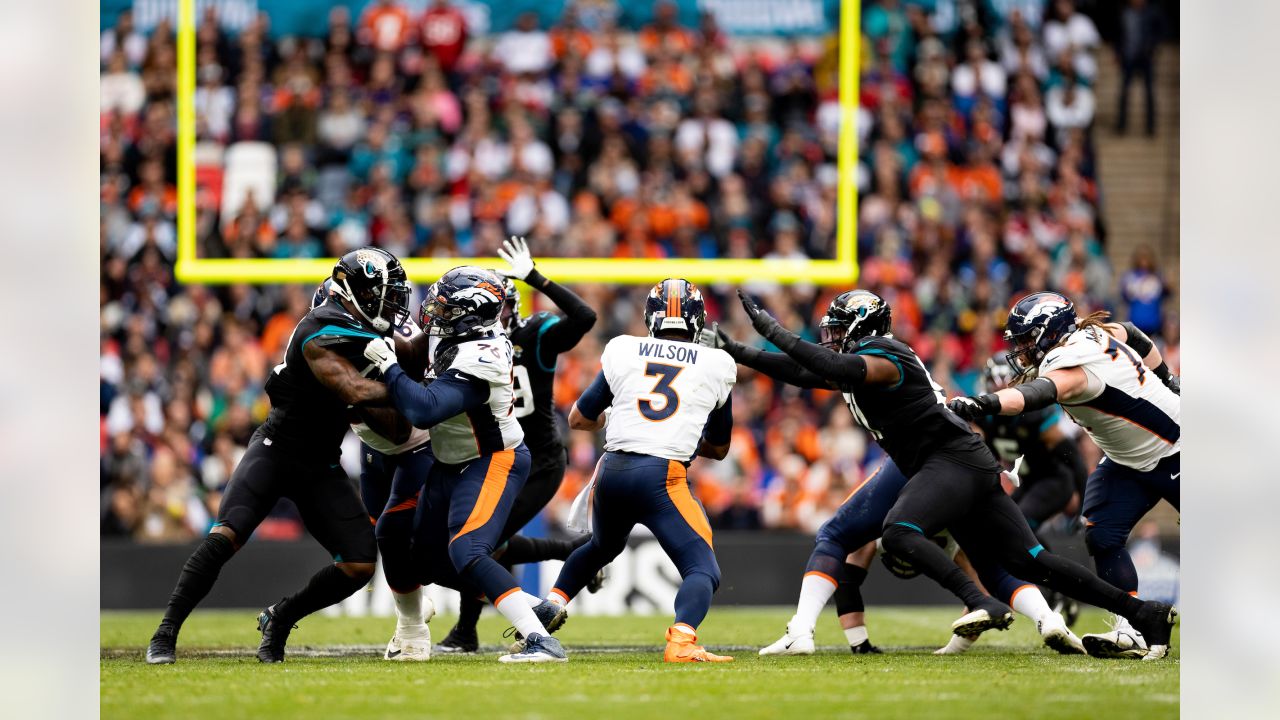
[730,344,832,390]
[529,270,598,362]
[1117,321,1154,358]
[1014,376,1059,412]
[782,338,870,386]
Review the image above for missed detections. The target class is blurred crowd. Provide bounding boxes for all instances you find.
[100,0,1179,543]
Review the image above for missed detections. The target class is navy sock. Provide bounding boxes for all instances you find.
[159,533,236,633]
[550,539,616,600]
[673,572,717,629]
[1092,547,1140,595]
[834,563,868,615]
[461,556,520,603]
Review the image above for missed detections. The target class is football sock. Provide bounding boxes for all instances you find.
[1025,551,1144,619]
[1091,547,1140,594]
[834,563,868,615]
[518,590,543,608]
[277,564,366,624]
[158,533,237,633]
[792,572,838,632]
[461,556,522,604]
[375,511,417,593]
[392,586,425,630]
[501,535,580,564]
[455,592,484,632]
[881,524,990,609]
[1010,584,1053,624]
[844,626,869,647]
[496,589,546,640]
[673,572,717,629]
[549,538,612,600]
[546,588,569,607]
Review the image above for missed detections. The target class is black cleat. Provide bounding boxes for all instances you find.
[505,600,569,653]
[850,639,883,655]
[1130,601,1178,660]
[146,626,177,665]
[586,567,608,594]
[433,624,480,655]
[256,601,297,663]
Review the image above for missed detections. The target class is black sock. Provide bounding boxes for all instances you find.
[834,563,868,615]
[454,592,484,633]
[883,525,989,609]
[276,565,367,624]
[501,535,578,564]
[1029,551,1144,618]
[159,533,236,634]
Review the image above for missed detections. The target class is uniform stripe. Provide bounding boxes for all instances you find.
[804,570,838,587]
[301,324,380,347]
[1009,584,1037,605]
[451,449,515,543]
[1072,385,1180,444]
[666,280,679,317]
[664,460,714,550]
[842,463,884,504]
[385,496,418,513]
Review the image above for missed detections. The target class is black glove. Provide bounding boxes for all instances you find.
[1164,374,1180,395]
[737,289,785,339]
[947,393,1002,421]
[737,289,763,324]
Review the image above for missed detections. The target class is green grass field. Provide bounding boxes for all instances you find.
[101,607,1178,720]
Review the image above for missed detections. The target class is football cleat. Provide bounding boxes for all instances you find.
[433,624,479,655]
[1037,612,1085,655]
[951,600,1015,637]
[498,633,567,664]
[759,623,815,656]
[850,639,883,655]
[934,633,978,655]
[1130,601,1177,661]
[505,601,569,654]
[145,626,177,665]
[664,625,733,663]
[1082,615,1149,659]
[385,624,431,661]
[255,601,297,663]
[586,567,608,594]
[1050,592,1082,628]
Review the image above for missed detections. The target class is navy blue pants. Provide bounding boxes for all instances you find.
[1082,453,1180,593]
[362,443,435,592]
[409,445,531,603]
[552,452,720,628]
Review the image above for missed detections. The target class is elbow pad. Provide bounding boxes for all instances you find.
[1117,321,1154,358]
[1015,377,1059,411]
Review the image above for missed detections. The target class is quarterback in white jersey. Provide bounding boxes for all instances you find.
[539,279,738,664]
[950,292,1181,659]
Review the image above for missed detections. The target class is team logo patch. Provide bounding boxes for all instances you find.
[354,249,388,278]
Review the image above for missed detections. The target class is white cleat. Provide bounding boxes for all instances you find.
[951,606,1014,637]
[1038,612,1085,655]
[934,633,978,655]
[759,624,816,656]
[385,624,432,661]
[1082,616,1148,659]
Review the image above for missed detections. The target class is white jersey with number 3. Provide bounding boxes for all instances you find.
[598,335,737,462]
[1041,326,1180,471]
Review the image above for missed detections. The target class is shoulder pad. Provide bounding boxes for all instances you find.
[1042,328,1104,372]
[447,338,512,385]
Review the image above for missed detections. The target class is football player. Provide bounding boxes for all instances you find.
[536,279,738,663]
[435,237,600,655]
[735,288,1178,660]
[311,280,437,661]
[949,292,1181,659]
[362,266,567,664]
[147,248,412,664]
[712,293,1080,657]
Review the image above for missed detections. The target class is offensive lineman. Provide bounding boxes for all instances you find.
[436,237,600,654]
[538,279,739,663]
[147,248,412,664]
[735,288,1179,659]
[949,292,1181,658]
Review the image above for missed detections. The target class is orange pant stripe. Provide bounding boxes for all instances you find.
[451,449,515,543]
[664,460,714,550]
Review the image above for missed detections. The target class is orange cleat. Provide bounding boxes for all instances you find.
[663,624,734,663]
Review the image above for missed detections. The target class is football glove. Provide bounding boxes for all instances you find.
[697,322,726,349]
[497,235,535,281]
[363,337,399,374]
[947,394,1001,421]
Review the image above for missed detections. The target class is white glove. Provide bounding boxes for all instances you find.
[497,235,535,281]
[697,322,725,349]
[364,337,399,374]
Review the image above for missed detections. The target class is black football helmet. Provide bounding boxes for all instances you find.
[819,290,893,352]
[981,354,1017,393]
[419,266,506,337]
[643,278,706,340]
[330,247,411,335]
[1004,292,1077,377]
[492,272,521,332]
[310,278,333,311]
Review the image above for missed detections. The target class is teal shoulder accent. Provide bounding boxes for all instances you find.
[855,347,905,391]
[534,315,562,373]
[302,324,380,348]
[1038,407,1063,433]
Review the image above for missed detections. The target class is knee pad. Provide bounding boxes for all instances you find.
[879,522,917,554]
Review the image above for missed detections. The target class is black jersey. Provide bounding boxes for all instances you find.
[976,404,1062,475]
[508,311,564,453]
[261,301,383,460]
[840,336,998,477]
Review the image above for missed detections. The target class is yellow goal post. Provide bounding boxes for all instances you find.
[174,0,860,288]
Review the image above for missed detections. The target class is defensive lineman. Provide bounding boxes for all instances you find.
[541,279,738,662]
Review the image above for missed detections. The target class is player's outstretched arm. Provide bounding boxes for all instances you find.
[498,236,598,359]
[736,291,899,387]
[363,338,488,428]
[948,368,1088,420]
[707,324,829,389]
[304,342,390,406]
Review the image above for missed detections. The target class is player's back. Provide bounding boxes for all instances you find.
[429,331,525,464]
[599,334,737,462]
[263,300,384,457]
[1043,326,1180,471]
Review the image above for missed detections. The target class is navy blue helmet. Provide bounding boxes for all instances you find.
[819,289,892,352]
[644,278,706,340]
[311,278,334,310]
[1004,292,1077,376]
[420,266,506,337]
[330,247,411,335]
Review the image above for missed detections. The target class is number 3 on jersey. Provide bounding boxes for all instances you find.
[638,362,682,421]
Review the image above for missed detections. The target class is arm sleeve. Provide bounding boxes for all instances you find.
[702,395,733,446]
[574,370,613,419]
[384,365,489,429]
[730,344,831,389]
[780,337,870,386]
[1117,321,1154,357]
[1014,376,1059,412]
[529,271,598,364]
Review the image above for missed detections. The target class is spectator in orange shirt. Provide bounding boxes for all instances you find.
[638,1,694,57]
[550,6,594,60]
[359,0,412,54]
